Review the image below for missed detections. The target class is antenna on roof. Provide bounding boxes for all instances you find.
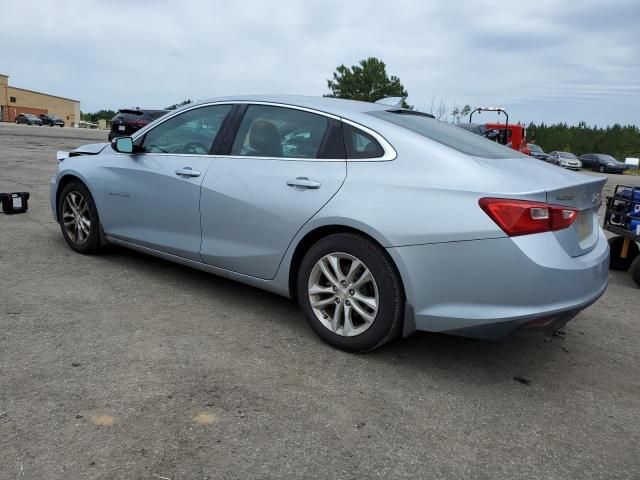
[374,97,405,107]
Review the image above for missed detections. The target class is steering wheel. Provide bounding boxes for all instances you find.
[181,142,209,154]
[146,144,169,153]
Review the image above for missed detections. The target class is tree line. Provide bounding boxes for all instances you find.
[528,122,640,160]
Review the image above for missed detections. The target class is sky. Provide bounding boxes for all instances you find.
[1,0,638,126]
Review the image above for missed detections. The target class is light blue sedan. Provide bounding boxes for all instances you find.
[52,96,609,351]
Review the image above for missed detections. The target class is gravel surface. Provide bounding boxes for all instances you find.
[1,122,639,479]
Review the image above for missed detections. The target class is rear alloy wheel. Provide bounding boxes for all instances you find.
[297,233,403,352]
[599,165,606,173]
[58,181,102,254]
[608,236,639,271]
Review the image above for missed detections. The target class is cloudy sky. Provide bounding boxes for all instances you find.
[2,0,638,126]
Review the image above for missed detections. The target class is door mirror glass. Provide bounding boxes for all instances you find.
[113,136,134,153]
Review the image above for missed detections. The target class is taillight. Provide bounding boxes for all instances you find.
[479,198,578,237]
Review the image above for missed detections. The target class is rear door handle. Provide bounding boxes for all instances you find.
[175,167,201,178]
[286,177,321,189]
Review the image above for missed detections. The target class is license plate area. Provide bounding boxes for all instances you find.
[118,125,126,131]
[576,208,597,251]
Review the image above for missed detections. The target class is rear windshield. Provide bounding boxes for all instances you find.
[113,112,143,122]
[368,111,525,159]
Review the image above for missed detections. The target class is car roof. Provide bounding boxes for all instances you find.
[190,95,391,119]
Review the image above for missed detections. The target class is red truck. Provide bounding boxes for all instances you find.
[470,107,530,154]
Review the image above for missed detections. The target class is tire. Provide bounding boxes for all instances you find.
[608,236,639,271]
[599,165,606,173]
[630,256,640,287]
[297,233,403,352]
[57,181,103,254]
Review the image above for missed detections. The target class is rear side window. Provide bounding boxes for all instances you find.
[343,124,384,159]
[231,105,328,159]
[368,110,526,159]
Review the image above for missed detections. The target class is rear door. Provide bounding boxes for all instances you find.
[199,104,347,279]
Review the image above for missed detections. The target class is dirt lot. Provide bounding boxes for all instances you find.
[1,122,639,479]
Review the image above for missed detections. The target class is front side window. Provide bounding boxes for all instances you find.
[140,105,232,155]
[231,105,328,159]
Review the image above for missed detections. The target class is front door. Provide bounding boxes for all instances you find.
[97,104,233,260]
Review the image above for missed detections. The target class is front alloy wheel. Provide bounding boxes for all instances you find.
[58,181,102,254]
[62,191,91,244]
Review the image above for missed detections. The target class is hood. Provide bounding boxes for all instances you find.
[71,142,110,155]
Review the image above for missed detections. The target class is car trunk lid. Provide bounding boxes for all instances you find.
[474,156,606,257]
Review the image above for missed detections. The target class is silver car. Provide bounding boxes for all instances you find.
[549,151,583,170]
[51,96,608,351]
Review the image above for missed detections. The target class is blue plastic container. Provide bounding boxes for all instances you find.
[631,218,640,237]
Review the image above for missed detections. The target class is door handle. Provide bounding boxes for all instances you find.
[175,167,201,178]
[286,177,321,189]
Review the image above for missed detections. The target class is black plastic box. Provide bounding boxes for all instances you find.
[0,192,30,214]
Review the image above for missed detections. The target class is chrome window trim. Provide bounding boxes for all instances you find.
[129,100,397,162]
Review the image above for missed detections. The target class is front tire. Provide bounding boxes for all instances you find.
[297,233,403,352]
[599,165,606,173]
[58,181,102,254]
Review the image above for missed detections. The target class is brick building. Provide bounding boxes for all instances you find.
[1,73,80,127]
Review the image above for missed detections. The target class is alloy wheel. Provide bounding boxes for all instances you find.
[62,191,91,244]
[307,252,379,337]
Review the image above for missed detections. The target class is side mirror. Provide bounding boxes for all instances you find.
[112,136,134,153]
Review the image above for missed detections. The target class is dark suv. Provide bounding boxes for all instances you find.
[108,108,168,141]
[579,153,629,174]
[39,114,65,127]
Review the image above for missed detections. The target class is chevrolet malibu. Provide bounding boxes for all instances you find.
[51,96,609,352]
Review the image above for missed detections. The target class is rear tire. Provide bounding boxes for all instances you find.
[297,233,403,352]
[57,181,103,254]
[630,256,640,287]
[608,236,639,271]
[599,165,606,173]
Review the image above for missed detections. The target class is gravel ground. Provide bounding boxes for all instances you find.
[0,122,639,480]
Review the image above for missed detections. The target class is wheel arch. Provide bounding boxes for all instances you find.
[55,173,94,221]
[287,224,406,305]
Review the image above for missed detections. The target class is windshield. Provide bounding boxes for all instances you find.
[369,111,525,159]
[528,144,543,153]
[559,152,577,159]
[598,154,617,162]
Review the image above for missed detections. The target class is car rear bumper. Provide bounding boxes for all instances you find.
[388,229,609,340]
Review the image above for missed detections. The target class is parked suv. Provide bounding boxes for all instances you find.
[579,154,629,174]
[108,108,168,140]
[39,114,65,127]
[15,113,43,126]
[528,143,550,161]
